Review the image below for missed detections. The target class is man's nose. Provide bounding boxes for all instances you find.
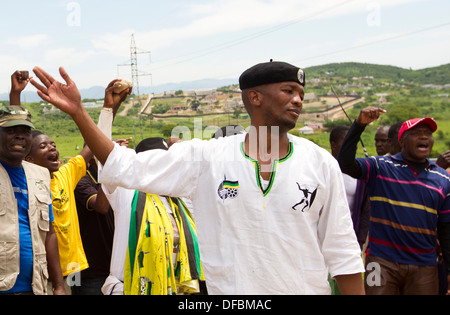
[13,129,28,138]
[293,93,303,106]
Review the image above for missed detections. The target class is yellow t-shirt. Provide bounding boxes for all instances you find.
[51,155,89,277]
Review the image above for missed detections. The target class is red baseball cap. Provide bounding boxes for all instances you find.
[398,117,437,141]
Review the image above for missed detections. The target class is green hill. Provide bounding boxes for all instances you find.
[305,62,450,85]
[299,62,450,157]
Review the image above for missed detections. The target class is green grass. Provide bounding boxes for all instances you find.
[53,135,85,162]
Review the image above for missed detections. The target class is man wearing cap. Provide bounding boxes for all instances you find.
[0,103,65,294]
[338,106,450,295]
[31,63,365,295]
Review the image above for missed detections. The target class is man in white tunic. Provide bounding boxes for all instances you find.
[31,61,365,295]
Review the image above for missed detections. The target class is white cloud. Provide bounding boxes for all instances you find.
[44,47,100,67]
[91,0,427,60]
[6,34,50,49]
[91,29,137,58]
[91,0,328,61]
[0,55,36,94]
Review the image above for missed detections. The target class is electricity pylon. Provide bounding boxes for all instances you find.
[117,34,152,146]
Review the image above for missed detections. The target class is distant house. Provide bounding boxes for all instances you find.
[305,122,323,129]
[172,104,188,111]
[298,126,314,135]
[164,91,176,97]
[195,89,216,97]
[377,96,387,105]
[184,90,196,97]
[304,93,318,101]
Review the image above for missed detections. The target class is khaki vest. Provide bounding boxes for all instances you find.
[0,161,52,295]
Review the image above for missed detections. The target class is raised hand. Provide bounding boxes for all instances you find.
[31,67,82,117]
[10,70,32,105]
[436,150,450,170]
[356,106,387,126]
[104,79,132,115]
[31,66,115,165]
[11,70,31,94]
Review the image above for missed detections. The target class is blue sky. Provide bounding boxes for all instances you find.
[1,0,449,94]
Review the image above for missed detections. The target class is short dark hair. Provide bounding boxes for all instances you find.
[330,126,349,144]
[212,125,246,139]
[30,130,44,139]
[135,137,168,153]
[388,122,403,139]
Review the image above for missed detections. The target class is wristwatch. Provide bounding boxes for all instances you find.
[102,107,113,113]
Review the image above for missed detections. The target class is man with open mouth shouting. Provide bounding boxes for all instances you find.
[25,130,93,294]
[338,106,450,295]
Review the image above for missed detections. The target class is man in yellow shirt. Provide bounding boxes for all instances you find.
[26,130,92,290]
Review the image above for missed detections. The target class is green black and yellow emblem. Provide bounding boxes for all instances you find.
[218,176,240,201]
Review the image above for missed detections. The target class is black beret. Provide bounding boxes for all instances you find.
[239,61,305,90]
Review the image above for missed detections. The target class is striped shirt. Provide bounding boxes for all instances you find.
[357,153,450,266]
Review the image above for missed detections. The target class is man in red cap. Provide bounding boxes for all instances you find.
[338,106,450,295]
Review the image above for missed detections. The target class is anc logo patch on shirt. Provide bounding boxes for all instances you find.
[53,188,69,212]
[218,176,240,202]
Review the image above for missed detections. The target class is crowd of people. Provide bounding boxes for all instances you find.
[0,61,449,295]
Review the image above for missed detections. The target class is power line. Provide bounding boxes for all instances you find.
[150,0,357,71]
[297,21,450,64]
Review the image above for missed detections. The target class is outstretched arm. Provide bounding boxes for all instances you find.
[337,121,366,178]
[338,107,386,178]
[31,67,117,165]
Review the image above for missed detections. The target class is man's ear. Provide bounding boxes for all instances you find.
[247,89,263,107]
[330,141,337,152]
[25,155,33,162]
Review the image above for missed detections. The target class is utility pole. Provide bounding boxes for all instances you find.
[117,34,151,146]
